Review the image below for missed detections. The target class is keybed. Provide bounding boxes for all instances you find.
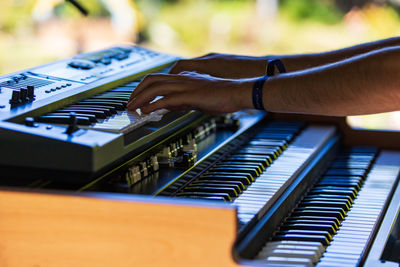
[254,149,400,266]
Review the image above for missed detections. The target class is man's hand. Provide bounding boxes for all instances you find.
[170,53,268,79]
[127,71,253,114]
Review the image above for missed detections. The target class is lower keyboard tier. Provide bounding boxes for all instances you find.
[0,114,398,266]
[254,149,400,266]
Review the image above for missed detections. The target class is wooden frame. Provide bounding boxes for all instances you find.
[0,189,239,267]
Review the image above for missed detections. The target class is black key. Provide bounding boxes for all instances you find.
[273,234,329,246]
[304,194,354,204]
[122,80,141,86]
[216,162,264,173]
[91,95,130,101]
[78,100,125,110]
[285,219,339,231]
[208,167,257,179]
[176,192,232,201]
[244,145,283,155]
[255,132,294,139]
[292,210,344,220]
[281,223,336,235]
[343,146,378,154]
[248,139,287,148]
[111,87,136,92]
[239,146,279,152]
[287,216,340,229]
[100,92,132,96]
[310,189,356,199]
[49,112,97,123]
[196,196,226,201]
[300,200,350,211]
[183,186,238,198]
[252,137,290,143]
[85,97,128,105]
[67,105,115,115]
[231,154,273,164]
[320,175,363,183]
[199,175,251,185]
[303,196,352,207]
[325,168,367,177]
[277,230,332,241]
[239,147,280,155]
[228,155,270,161]
[295,206,346,218]
[247,144,283,152]
[335,155,374,162]
[235,151,276,160]
[317,181,361,190]
[60,108,107,119]
[189,182,243,194]
[191,180,245,190]
[103,92,132,97]
[37,115,91,125]
[330,161,371,169]
[69,104,117,114]
[205,171,254,181]
[319,177,363,186]
[313,186,358,196]
[225,157,269,168]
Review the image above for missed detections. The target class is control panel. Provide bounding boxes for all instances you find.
[0,46,177,113]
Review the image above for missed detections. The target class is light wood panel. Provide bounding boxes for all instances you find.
[0,189,239,267]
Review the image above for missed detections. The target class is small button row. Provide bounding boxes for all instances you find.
[45,83,72,93]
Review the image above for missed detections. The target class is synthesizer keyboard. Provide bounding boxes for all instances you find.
[0,45,399,266]
[0,45,203,174]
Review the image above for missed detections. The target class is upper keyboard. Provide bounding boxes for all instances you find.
[0,45,198,173]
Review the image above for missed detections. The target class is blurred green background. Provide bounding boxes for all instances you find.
[1,0,399,129]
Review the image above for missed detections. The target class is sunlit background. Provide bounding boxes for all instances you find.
[1,0,400,129]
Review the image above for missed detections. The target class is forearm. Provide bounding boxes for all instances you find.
[128,44,400,116]
[258,46,400,116]
[269,36,400,72]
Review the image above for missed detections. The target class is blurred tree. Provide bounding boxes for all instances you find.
[334,0,400,12]
[280,0,343,24]
[0,0,35,33]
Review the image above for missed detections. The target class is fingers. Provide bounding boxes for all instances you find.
[129,73,184,102]
[128,72,215,110]
[128,81,190,110]
[140,93,192,114]
[170,59,200,74]
[126,70,246,114]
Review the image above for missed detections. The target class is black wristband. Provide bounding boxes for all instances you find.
[266,59,286,76]
[252,59,286,110]
[252,75,268,110]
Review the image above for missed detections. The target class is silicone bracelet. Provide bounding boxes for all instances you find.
[252,59,286,110]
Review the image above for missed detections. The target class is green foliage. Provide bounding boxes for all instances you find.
[54,0,110,18]
[0,0,35,33]
[280,0,344,24]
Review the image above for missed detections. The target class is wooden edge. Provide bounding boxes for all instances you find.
[0,189,239,267]
[268,113,400,150]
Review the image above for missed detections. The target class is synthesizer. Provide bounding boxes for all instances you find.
[0,45,399,266]
[0,45,204,176]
